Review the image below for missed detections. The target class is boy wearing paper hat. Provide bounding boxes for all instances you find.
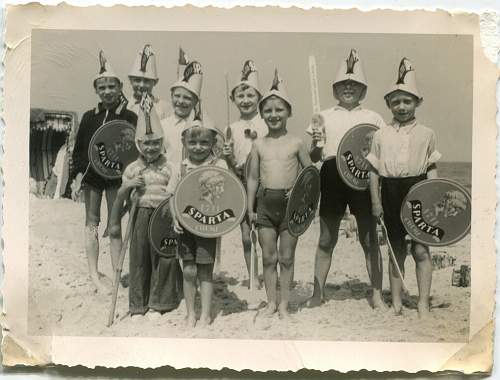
[306,49,386,310]
[170,107,227,328]
[71,50,137,294]
[367,58,440,318]
[247,70,312,321]
[161,52,215,166]
[128,44,172,120]
[109,94,182,319]
[222,60,267,289]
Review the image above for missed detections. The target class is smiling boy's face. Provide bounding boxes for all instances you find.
[260,96,290,132]
[387,90,421,123]
[171,87,197,119]
[183,128,216,164]
[232,85,260,118]
[333,80,366,107]
[129,76,157,101]
[94,77,122,108]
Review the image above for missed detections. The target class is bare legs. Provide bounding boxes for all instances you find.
[258,227,297,319]
[182,262,214,327]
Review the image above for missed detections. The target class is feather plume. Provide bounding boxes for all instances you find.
[345,49,359,74]
[397,58,414,84]
[241,60,256,81]
[140,44,153,73]
[98,50,107,74]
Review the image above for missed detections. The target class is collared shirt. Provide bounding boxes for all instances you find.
[129,97,171,120]
[306,105,386,159]
[226,115,268,167]
[366,119,441,178]
[181,156,228,177]
[160,111,215,167]
[122,155,179,209]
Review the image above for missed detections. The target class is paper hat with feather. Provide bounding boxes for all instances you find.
[177,47,190,77]
[135,94,164,151]
[385,57,422,101]
[333,49,367,87]
[258,69,292,116]
[170,60,203,99]
[94,50,120,84]
[129,44,158,81]
[231,60,260,97]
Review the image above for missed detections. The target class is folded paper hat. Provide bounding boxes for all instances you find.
[135,94,164,147]
[94,50,120,84]
[170,60,203,99]
[231,60,260,96]
[385,57,422,101]
[259,69,292,116]
[129,44,158,81]
[333,49,367,87]
[182,102,219,135]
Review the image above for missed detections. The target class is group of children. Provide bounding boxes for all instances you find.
[71,44,440,327]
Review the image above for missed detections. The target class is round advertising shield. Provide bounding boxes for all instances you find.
[173,166,247,238]
[400,178,471,247]
[148,196,179,258]
[336,123,379,191]
[88,120,138,179]
[286,166,321,237]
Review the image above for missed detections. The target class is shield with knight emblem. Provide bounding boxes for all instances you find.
[148,196,179,258]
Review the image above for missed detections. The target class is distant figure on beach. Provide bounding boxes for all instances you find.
[367,57,441,318]
[71,51,137,293]
[246,70,312,321]
[305,49,386,309]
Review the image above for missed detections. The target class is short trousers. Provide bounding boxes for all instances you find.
[256,187,289,232]
[82,165,121,191]
[381,175,427,245]
[178,231,217,265]
[319,158,372,220]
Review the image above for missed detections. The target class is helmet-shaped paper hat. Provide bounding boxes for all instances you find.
[135,94,164,150]
[231,60,260,97]
[94,50,120,84]
[333,49,367,87]
[259,69,292,116]
[170,60,203,100]
[129,44,158,81]
[385,57,422,101]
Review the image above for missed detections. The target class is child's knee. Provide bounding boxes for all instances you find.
[262,252,278,267]
[278,253,294,269]
[412,243,430,262]
[108,224,121,239]
[183,264,197,281]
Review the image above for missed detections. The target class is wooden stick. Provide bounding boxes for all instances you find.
[308,55,324,148]
[107,194,139,327]
[250,224,257,291]
[379,219,409,293]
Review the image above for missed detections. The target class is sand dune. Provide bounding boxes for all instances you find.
[28,196,470,342]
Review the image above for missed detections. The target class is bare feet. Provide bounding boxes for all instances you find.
[417,301,430,319]
[185,315,197,328]
[393,304,403,316]
[305,296,324,309]
[147,310,163,321]
[371,292,388,310]
[90,273,111,294]
[130,313,143,321]
[278,305,293,322]
[198,316,211,328]
[259,302,277,317]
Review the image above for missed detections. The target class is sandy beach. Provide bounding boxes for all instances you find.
[28,195,470,342]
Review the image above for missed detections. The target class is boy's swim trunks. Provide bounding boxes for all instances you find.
[256,187,289,232]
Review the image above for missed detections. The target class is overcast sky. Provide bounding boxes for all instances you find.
[31,30,472,162]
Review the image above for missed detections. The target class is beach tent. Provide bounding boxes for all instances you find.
[30,108,78,198]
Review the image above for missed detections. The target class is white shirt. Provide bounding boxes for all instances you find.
[129,97,171,120]
[306,105,386,159]
[366,119,441,177]
[160,111,216,167]
[225,115,268,167]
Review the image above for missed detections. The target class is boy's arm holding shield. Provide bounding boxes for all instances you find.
[246,143,260,224]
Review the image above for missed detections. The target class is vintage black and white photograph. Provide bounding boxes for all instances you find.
[28,28,473,342]
[4,4,495,372]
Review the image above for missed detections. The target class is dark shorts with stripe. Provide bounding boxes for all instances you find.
[256,187,289,232]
